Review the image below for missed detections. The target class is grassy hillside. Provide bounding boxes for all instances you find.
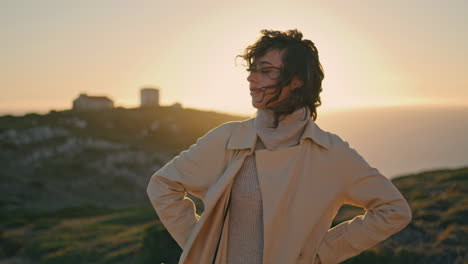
[0,107,466,263]
[0,107,246,211]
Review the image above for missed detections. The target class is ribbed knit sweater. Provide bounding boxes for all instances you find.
[226,107,311,264]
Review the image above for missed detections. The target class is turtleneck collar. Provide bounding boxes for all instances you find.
[254,106,311,150]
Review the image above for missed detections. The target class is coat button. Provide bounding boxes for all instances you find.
[297,251,304,264]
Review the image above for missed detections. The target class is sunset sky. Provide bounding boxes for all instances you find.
[1,0,467,116]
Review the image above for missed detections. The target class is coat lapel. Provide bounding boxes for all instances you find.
[180,148,251,264]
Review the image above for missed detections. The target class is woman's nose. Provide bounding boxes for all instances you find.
[247,71,257,83]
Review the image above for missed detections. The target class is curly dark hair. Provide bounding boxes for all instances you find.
[238,29,325,128]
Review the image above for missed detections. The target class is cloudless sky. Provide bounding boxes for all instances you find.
[1,0,467,116]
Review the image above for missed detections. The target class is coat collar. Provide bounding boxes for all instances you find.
[227,117,331,151]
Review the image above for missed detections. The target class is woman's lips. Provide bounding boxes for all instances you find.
[250,88,263,95]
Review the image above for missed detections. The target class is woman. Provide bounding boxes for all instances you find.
[147,29,412,264]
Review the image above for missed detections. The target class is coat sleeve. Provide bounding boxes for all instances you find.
[316,139,412,264]
[146,123,233,249]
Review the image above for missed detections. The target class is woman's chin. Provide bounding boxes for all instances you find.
[251,100,265,109]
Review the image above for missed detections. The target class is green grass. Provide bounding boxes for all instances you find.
[2,206,161,264]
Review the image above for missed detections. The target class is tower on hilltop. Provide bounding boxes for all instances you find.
[140,87,159,107]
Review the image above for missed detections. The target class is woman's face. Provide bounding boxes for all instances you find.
[247,48,301,109]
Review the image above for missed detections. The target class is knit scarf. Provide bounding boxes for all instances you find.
[254,107,311,150]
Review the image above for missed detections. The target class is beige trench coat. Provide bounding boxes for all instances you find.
[146,117,412,264]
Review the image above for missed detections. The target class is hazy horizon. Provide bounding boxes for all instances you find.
[1,104,467,179]
[2,102,468,119]
[317,105,468,179]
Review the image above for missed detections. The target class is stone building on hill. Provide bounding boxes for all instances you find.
[170,102,183,109]
[140,87,159,107]
[72,93,114,111]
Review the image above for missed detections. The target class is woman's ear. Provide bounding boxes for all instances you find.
[292,76,304,89]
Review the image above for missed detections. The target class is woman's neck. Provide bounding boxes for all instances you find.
[254,107,311,150]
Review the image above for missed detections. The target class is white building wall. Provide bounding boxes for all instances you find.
[73,94,114,110]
